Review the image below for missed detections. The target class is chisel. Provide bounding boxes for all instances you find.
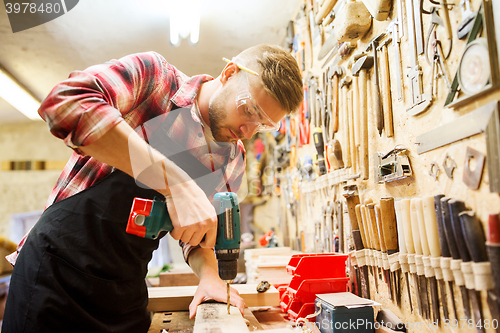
[441,197,471,321]
[401,199,421,316]
[486,213,500,325]
[459,210,494,333]
[448,199,473,321]
[354,203,371,299]
[380,198,400,306]
[416,198,438,322]
[433,194,453,321]
[395,200,412,311]
[422,196,444,325]
[374,203,393,301]
[411,198,430,319]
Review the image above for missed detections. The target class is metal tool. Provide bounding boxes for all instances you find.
[319,32,340,60]
[430,33,451,97]
[380,197,401,306]
[486,213,500,323]
[405,0,432,116]
[127,192,241,314]
[387,20,403,101]
[313,127,327,176]
[351,56,374,179]
[424,5,452,66]
[410,199,430,319]
[374,145,412,184]
[442,153,456,179]
[463,146,485,190]
[433,194,453,321]
[377,37,394,137]
[395,200,413,311]
[340,76,352,168]
[457,0,477,40]
[365,33,386,136]
[441,197,468,320]
[415,100,498,154]
[447,199,473,321]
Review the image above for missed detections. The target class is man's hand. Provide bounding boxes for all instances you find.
[165,180,217,248]
[188,277,245,319]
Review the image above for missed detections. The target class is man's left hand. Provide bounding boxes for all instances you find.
[188,277,245,319]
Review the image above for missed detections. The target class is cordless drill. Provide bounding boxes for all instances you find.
[126,192,241,313]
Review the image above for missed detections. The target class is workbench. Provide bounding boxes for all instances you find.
[148,306,304,332]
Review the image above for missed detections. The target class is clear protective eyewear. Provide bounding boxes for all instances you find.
[223,58,280,133]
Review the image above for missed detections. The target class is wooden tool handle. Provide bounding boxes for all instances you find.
[410,199,423,255]
[348,89,357,172]
[422,196,442,258]
[400,199,415,254]
[367,203,381,251]
[346,194,361,230]
[355,204,368,249]
[374,204,387,252]
[342,86,352,168]
[361,205,373,249]
[414,198,430,256]
[332,75,339,133]
[380,44,393,137]
[359,70,369,180]
[380,197,399,254]
[331,139,344,168]
[394,200,407,254]
[440,197,461,260]
[315,0,338,24]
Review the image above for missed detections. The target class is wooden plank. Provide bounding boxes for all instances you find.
[193,303,250,333]
[148,311,194,333]
[249,307,288,331]
[159,269,200,287]
[147,284,279,312]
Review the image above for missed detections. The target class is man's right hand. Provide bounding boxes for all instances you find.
[165,179,217,248]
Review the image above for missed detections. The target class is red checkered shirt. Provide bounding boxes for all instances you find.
[7,51,246,266]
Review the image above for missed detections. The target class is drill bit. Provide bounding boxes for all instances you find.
[227,282,230,314]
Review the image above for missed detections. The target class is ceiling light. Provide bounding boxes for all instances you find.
[0,67,41,120]
[169,0,202,46]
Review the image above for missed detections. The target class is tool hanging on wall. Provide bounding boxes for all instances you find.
[441,197,471,321]
[395,200,413,312]
[334,0,372,42]
[457,0,477,40]
[313,127,327,176]
[351,56,373,179]
[340,76,352,168]
[442,153,456,179]
[430,32,452,97]
[329,66,343,136]
[445,1,500,109]
[377,37,394,137]
[387,20,403,101]
[463,146,485,190]
[486,214,500,323]
[365,33,386,136]
[424,4,453,65]
[405,0,432,116]
[374,145,412,184]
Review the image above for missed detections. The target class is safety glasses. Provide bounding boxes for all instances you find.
[223,58,280,133]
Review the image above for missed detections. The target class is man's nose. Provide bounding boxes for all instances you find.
[240,123,258,140]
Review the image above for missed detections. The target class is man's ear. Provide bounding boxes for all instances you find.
[220,62,240,85]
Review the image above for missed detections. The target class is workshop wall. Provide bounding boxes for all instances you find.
[0,121,71,238]
[251,0,500,331]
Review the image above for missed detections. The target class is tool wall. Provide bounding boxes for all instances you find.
[254,0,500,331]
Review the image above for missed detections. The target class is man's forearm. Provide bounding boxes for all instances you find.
[188,247,219,281]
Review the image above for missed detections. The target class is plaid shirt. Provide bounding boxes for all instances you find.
[7,52,246,266]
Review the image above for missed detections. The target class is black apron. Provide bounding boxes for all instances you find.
[2,106,231,333]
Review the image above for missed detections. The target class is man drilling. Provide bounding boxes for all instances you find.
[2,44,303,333]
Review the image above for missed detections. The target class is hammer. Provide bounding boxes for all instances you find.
[329,66,344,134]
[340,76,352,169]
[377,37,394,138]
[351,56,374,180]
[365,32,386,137]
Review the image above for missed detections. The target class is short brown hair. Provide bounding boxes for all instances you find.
[234,44,303,114]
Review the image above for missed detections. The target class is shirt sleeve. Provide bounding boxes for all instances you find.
[38,52,175,151]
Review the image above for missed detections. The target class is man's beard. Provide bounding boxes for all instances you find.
[208,102,229,143]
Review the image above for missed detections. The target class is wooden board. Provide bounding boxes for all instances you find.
[148,311,194,333]
[147,284,279,312]
[193,303,250,333]
[159,268,200,287]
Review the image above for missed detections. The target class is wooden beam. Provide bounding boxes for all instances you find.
[147,284,279,312]
[193,303,250,333]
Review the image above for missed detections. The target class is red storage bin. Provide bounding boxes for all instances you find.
[287,276,349,304]
[286,253,348,279]
[287,300,316,321]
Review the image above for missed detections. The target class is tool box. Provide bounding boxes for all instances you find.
[315,292,375,333]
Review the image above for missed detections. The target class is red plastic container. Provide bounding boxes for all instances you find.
[287,300,316,321]
[286,253,348,279]
[287,276,349,303]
